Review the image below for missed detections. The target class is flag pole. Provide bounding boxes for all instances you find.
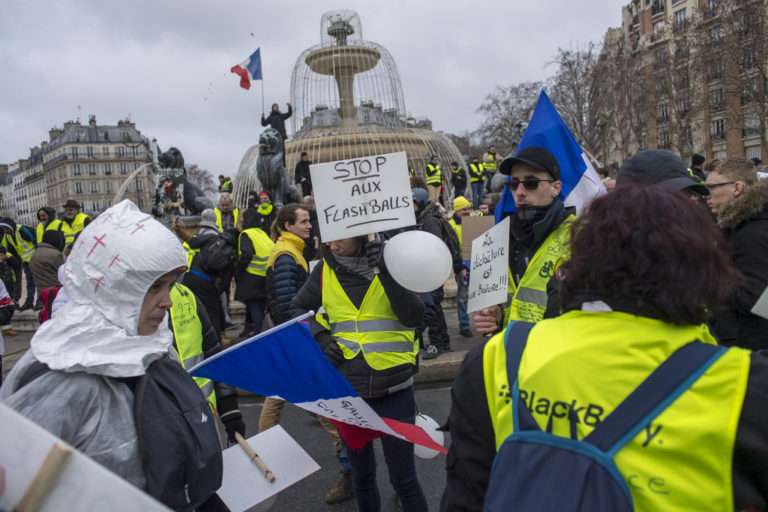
[260,80,265,118]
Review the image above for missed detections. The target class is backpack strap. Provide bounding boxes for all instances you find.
[585,341,726,456]
[17,360,52,390]
[503,321,539,432]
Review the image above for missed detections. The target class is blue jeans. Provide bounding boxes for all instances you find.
[471,182,484,209]
[245,300,266,332]
[456,271,469,331]
[345,388,427,512]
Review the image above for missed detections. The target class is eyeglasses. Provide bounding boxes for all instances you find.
[705,181,735,190]
[509,177,554,191]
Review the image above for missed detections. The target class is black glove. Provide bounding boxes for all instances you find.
[220,410,245,444]
[365,237,385,270]
[323,341,345,367]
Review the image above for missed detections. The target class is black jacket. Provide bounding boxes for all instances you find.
[234,231,268,303]
[294,161,313,195]
[417,203,463,274]
[291,253,425,398]
[266,253,307,324]
[441,298,768,511]
[260,106,292,142]
[710,181,768,350]
[450,167,467,190]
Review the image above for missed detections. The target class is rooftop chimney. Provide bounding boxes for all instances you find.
[88,115,97,127]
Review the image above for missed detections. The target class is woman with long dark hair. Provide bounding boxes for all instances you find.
[442,186,768,511]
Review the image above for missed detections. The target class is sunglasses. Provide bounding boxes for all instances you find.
[705,181,735,190]
[509,177,554,191]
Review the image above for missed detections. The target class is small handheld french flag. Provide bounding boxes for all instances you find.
[190,313,446,454]
[495,90,605,221]
[230,48,263,90]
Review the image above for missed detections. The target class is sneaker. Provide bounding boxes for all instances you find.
[324,471,354,505]
[460,329,473,338]
[422,345,439,360]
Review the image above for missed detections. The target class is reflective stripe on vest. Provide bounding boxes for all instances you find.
[321,262,417,371]
[239,228,275,277]
[169,283,217,410]
[15,227,35,263]
[425,164,442,185]
[504,215,574,324]
[483,311,749,511]
[469,163,484,182]
[214,207,239,232]
[61,213,89,246]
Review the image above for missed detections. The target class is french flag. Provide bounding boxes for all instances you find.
[230,48,263,90]
[495,90,606,221]
[190,313,446,454]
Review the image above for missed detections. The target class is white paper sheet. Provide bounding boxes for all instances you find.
[217,425,320,512]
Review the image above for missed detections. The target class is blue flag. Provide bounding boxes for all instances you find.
[231,48,263,90]
[495,90,605,222]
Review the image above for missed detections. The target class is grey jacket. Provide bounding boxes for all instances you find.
[29,242,64,289]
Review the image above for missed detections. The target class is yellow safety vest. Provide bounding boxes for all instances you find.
[321,262,418,371]
[484,152,498,172]
[220,179,233,193]
[257,202,273,217]
[448,218,462,248]
[214,207,239,232]
[239,228,274,277]
[425,163,442,186]
[61,212,89,247]
[169,283,217,410]
[483,311,749,511]
[182,242,199,269]
[36,220,63,245]
[504,215,575,324]
[469,163,485,183]
[3,227,35,264]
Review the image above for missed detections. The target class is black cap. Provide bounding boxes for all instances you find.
[617,150,708,196]
[499,146,560,180]
[691,153,705,167]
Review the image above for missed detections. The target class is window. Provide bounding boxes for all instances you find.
[654,47,668,68]
[705,0,718,18]
[86,146,94,159]
[709,25,722,48]
[674,41,689,59]
[657,102,669,123]
[102,147,109,156]
[655,77,669,96]
[71,147,79,159]
[710,88,724,110]
[75,182,83,194]
[742,47,755,71]
[658,127,671,148]
[707,60,724,81]
[131,146,138,157]
[116,147,125,158]
[743,113,761,138]
[138,198,145,210]
[74,164,82,176]
[673,9,686,31]
[136,180,144,192]
[104,163,112,175]
[88,163,96,175]
[120,163,128,175]
[91,182,99,193]
[711,118,726,140]
[105,180,113,193]
[651,0,665,16]
[652,21,665,41]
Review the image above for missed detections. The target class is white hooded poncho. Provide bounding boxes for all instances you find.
[31,199,187,377]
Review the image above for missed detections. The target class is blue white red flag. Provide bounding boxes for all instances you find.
[230,48,263,90]
[190,313,446,453]
[495,90,605,222]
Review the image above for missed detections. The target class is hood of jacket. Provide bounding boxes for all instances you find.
[31,200,187,377]
[719,180,768,230]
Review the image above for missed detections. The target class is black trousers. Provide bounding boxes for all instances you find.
[427,287,450,349]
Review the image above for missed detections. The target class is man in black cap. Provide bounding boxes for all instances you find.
[473,146,576,335]
[690,153,707,182]
[617,149,709,199]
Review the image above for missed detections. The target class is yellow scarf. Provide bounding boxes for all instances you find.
[267,231,308,272]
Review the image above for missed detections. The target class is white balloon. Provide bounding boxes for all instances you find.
[413,413,445,460]
[383,231,452,293]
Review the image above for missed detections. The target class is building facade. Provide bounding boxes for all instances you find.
[601,0,768,167]
[2,116,155,225]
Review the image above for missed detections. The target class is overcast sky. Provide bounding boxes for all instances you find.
[0,0,624,176]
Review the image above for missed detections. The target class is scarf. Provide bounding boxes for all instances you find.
[334,255,375,281]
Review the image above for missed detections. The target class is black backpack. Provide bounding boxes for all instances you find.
[485,321,725,512]
[197,236,236,276]
[19,357,223,511]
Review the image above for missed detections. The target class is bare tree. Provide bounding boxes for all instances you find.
[185,164,218,196]
[474,81,543,152]
[548,44,606,159]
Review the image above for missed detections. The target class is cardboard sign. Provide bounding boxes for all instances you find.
[310,152,416,242]
[0,403,169,512]
[217,426,320,511]
[467,217,510,313]
[460,215,496,260]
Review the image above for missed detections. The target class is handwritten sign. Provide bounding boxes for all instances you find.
[467,217,510,313]
[310,152,416,242]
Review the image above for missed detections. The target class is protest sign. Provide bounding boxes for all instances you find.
[467,217,510,313]
[0,403,169,512]
[309,152,415,242]
[461,215,495,260]
[217,426,320,511]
